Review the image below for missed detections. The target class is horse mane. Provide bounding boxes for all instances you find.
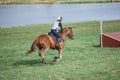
[59,27,72,40]
[60,27,72,33]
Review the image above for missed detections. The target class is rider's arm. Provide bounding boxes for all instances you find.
[59,22,63,31]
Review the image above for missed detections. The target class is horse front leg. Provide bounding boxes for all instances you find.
[53,49,63,62]
[38,48,47,64]
[58,49,63,60]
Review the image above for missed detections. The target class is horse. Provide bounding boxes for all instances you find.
[27,27,74,64]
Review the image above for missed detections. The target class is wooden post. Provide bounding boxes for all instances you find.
[100,20,103,48]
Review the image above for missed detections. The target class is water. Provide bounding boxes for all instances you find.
[0,3,120,27]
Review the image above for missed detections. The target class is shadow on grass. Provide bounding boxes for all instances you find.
[93,44,101,48]
[12,59,57,67]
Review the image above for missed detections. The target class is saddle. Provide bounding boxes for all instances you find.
[48,32,58,43]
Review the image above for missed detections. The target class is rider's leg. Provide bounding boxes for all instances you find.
[51,29,62,42]
[51,30,62,47]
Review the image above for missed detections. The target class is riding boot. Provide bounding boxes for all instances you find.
[56,41,60,47]
[56,38,62,47]
[56,42,60,47]
[58,38,62,42]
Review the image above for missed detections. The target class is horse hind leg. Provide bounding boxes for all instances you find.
[38,47,49,64]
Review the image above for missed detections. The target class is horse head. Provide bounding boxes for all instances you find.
[61,27,74,40]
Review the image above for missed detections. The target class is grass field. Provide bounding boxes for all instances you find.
[0,20,120,80]
[0,0,120,4]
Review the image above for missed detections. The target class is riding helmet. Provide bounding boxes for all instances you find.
[57,16,62,21]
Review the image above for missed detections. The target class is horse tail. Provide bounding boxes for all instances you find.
[27,40,37,54]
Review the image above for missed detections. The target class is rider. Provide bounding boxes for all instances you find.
[51,16,63,46]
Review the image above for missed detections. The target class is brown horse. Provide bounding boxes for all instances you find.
[27,27,74,64]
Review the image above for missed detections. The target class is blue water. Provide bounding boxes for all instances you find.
[0,3,120,27]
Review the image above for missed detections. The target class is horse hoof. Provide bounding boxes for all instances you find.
[53,59,57,62]
[42,59,47,64]
[54,56,59,59]
[42,61,47,64]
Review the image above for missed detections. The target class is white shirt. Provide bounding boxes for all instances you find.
[51,21,59,30]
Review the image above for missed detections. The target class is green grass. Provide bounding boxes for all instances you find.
[0,0,120,4]
[0,20,120,80]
